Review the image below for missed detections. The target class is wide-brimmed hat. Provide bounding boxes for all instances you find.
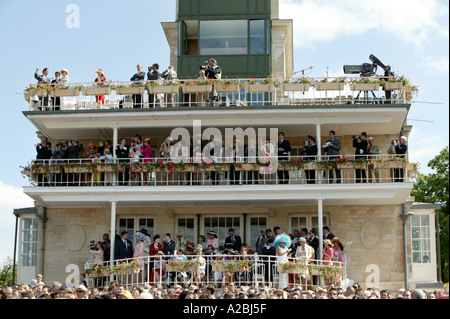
[207,231,218,238]
[324,239,334,247]
[299,237,306,243]
[93,69,104,76]
[60,68,69,75]
[132,233,146,242]
[166,136,174,143]
[139,229,150,237]
[142,137,151,143]
[224,248,238,255]
[273,233,292,248]
[368,137,374,141]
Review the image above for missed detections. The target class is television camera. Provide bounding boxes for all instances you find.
[343,54,394,78]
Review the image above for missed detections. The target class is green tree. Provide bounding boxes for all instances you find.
[411,146,449,283]
[0,257,17,286]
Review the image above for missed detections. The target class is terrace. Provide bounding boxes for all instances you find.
[24,76,416,111]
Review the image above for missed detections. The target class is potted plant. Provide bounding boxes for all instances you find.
[81,83,113,96]
[281,76,312,92]
[148,80,181,94]
[313,78,346,91]
[381,75,405,91]
[245,77,279,93]
[182,79,214,94]
[50,84,81,97]
[215,80,241,93]
[115,83,146,95]
[349,77,381,91]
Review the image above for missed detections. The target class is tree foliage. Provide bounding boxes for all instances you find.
[411,146,449,282]
[0,257,16,286]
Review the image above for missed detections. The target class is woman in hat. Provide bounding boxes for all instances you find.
[99,148,113,186]
[192,247,206,284]
[322,239,335,265]
[332,237,345,265]
[93,69,106,105]
[59,68,70,110]
[274,233,292,289]
[132,233,146,282]
[206,231,219,251]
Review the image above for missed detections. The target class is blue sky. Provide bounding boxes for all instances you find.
[0,0,448,263]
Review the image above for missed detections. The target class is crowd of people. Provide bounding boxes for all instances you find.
[33,130,408,186]
[2,278,447,300]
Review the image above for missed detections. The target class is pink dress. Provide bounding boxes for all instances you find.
[322,247,334,265]
[133,241,145,267]
[141,144,153,163]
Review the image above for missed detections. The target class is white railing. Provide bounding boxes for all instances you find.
[24,77,410,111]
[83,254,346,290]
[23,155,415,187]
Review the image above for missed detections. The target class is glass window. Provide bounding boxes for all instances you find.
[250,20,265,54]
[249,217,267,243]
[177,218,195,244]
[204,216,240,250]
[411,214,433,264]
[199,20,248,55]
[21,218,37,267]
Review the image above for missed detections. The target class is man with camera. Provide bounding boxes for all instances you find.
[130,64,146,108]
[352,132,368,183]
[147,63,162,107]
[162,66,178,107]
[391,136,408,182]
[201,59,222,106]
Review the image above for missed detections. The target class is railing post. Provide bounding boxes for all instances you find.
[109,200,117,283]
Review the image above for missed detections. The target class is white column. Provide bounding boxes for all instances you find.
[109,201,116,281]
[316,123,322,184]
[318,198,323,260]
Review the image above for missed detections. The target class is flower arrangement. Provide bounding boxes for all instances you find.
[262,76,280,87]
[331,77,348,83]
[351,77,380,84]
[211,258,252,273]
[167,259,203,272]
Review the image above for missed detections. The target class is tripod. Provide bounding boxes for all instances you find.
[355,90,379,104]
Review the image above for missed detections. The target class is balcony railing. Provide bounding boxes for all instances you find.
[22,155,417,187]
[83,254,346,290]
[23,76,413,112]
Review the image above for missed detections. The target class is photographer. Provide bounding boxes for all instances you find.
[201,59,222,106]
[130,64,145,108]
[162,66,177,107]
[352,132,368,183]
[147,63,162,107]
[51,142,67,186]
[394,136,408,182]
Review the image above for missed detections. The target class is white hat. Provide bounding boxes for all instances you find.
[299,237,306,242]
[77,285,88,292]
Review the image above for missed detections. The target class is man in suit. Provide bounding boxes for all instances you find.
[147,63,161,107]
[261,238,276,283]
[323,226,335,240]
[277,132,292,184]
[51,71,61,109]
[367,137,382,183]
[161,66,177,107]
[309,229,320,261]
[115,231,133,260]
[116,138,130,186]
[323,130,342,183]
[304,135,318,184]
[162,233,175,256]
[394,136,408,182]
[34,67,51,108]
[66,139,80,186]
[130,64,145,108]
[352,132,368,183]
[255,230,267,255]
[224,228,242,252]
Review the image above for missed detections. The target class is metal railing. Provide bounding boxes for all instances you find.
[24,155,415,187]
[84,254,346,290]
[24,77,410,111]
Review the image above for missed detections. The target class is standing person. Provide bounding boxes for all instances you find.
[89,242,105,265]
[294,238,314,289]
[66,138,80,186]
[115,231,133,260]
[198,235,207,252]
[141,138,153,185]
[323,130,342,183]
[303,135,318,184]
[224,228,242,252]
[261,137,275,184]
[130,64,146,108]
[51,71,61,109]
[147,64,162,107]
[102,233,111,264]
[245,139,259,184]
[162,233,175,256]
[274,233,292,289]
[193,247,206,284]
[367,137,382,183]
[322,239,334,265]
[323,226,335,240]
[206,231,219,252]
[51,142,67,186]
[161,65,178,107]
[204,58,222,106]
[277,132,292,184]
[149,234,163,278]
[93,69,107,105]
[132,233,146,282]
[159,136,174,184]
[352,132,368,183]
[34,67,51,108]
[229,139,243,185]
[309,229,320,261]
[261,237,276,283]
[99,149,114,186]
[394,136,408,182]
[255,230,267,255]
[116,138,130,186]
[59,68,70,110]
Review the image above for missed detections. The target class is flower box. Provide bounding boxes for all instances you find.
[148,85,180,94]
[115,87,146,95]
[95,165,125,172]
[281,83,311,92]
[50,89,80,97]
[314,83,346,91]
[30,89,48,97]
[215,84,240,93]
[304,163,320,170]
[245,84,274,93]
[24,92,31,102]
[384,82,403,91]
[70,166,93,173]
[349,83,380,91]
[214,165,230,172]
[337,162,367,169]
[212,263,226,272]
[375,161,404,169]
[47,166,62,173]
[182,85,213,94]
[235,164,259,171]
[82,87,112,96]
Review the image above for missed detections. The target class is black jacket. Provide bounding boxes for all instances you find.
[116,144,130,159]
[353,138,368,157]
[66,144,80,159]
[36,145,51,160]
[278,139,292,159]
[224,235,242,252]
